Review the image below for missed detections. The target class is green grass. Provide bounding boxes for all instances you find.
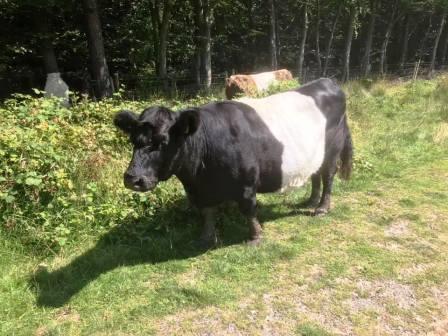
[296,323,333,336]
[1,76,448,335]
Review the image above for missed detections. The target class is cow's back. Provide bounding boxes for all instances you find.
[237,91,326,191]
[185,101,284,203]
[187,79,342,204]
[295,78,346,127]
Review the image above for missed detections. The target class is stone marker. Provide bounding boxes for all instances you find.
[44,72,69,107]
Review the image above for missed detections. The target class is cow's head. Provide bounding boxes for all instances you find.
[114,106,200,192]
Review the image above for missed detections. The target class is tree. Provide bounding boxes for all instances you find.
[379,0,399,76]
[298,2,309,80]
[3,0,448,99]
[191,0,213,89]
[149,0,176,82]
[315,0,322,74]
[399,14,412,71]
[82,0,114,99]
[323,2,342,76]
[34,6,69,105]
[361,0,377,76]
[440,29,448,66]
[342,3,358,82]
[269,0,278,69]
[429,9,447,76]
[417,14,433,64]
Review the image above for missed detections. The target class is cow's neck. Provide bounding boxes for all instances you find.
[174,128,206,187]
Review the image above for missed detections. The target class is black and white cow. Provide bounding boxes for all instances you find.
[114,78,353,246]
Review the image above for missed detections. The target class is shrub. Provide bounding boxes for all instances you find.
[0,94,184,252]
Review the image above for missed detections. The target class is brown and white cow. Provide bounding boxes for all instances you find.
[225,69,293,99]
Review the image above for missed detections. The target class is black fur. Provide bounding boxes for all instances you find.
[294,78,353,213]
[114,78,353,244]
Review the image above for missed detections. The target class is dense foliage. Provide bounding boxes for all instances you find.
[0,80,299,252]
[1,0,448,98]
[0,92,182,251]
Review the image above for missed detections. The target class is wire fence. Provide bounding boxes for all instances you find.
[0,61,446,101]
[295,62,447,83]
[117,61,447,100]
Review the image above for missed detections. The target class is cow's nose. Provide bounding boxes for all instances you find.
[124,172,150,191]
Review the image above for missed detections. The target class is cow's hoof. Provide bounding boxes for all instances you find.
[314,207,329,216]
[299,198,320,209]
[247,237,262,246]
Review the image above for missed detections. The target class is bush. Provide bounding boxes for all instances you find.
[0,93,187,252]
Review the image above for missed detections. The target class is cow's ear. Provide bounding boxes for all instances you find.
[114,110,139,134]
[172,109,200,137]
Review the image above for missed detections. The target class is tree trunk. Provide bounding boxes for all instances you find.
[192,0,202,87]
[36,16,59,74]
[82,0,113,99]
[34,9,60,74]
[191,0,212,89]
[35,10,69,106]
[342,5,357,82]
[158,0,174,90]
[429,11,447,77]
[149,0,174,82]
[194,51,201,87]
[315,0,321,75]
[41,40,59,74]
[298,4,308,80]
[269,0,278,69]
[361,0,376,77]
[417,15,433,63]
[379,0,398,76]
[246,0,256,71]
[440,32,448,67]
[149,1,160,72]
[158,5,170,80]
[399,14,411,72]
[203,0,212,89]
[323,3,342,77]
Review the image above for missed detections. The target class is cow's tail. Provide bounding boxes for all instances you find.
[339,121,353,181]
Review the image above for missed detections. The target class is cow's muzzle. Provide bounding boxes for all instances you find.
[123,172,156,192]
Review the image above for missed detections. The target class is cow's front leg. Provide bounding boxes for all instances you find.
[199,207,217,249]
[239,186,262,245]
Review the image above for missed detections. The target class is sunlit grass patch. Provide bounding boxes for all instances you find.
[296,322,333,336]
[1,75,448,335]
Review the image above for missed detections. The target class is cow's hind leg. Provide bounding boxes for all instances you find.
[299,172,321,208]
[315,158,338,216]
[239,186,262,245]
[199,207,217,249]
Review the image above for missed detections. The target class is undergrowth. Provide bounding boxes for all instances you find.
[1,76,447,254]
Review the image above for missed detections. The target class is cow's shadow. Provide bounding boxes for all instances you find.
[31,196,308,308]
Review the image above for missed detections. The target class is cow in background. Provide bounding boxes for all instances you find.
[225,69,293,99]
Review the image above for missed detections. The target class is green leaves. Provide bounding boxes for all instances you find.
[24,176,42,186]
[0,94,184,253]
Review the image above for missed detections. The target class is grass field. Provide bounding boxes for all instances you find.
[1,77,448,335]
